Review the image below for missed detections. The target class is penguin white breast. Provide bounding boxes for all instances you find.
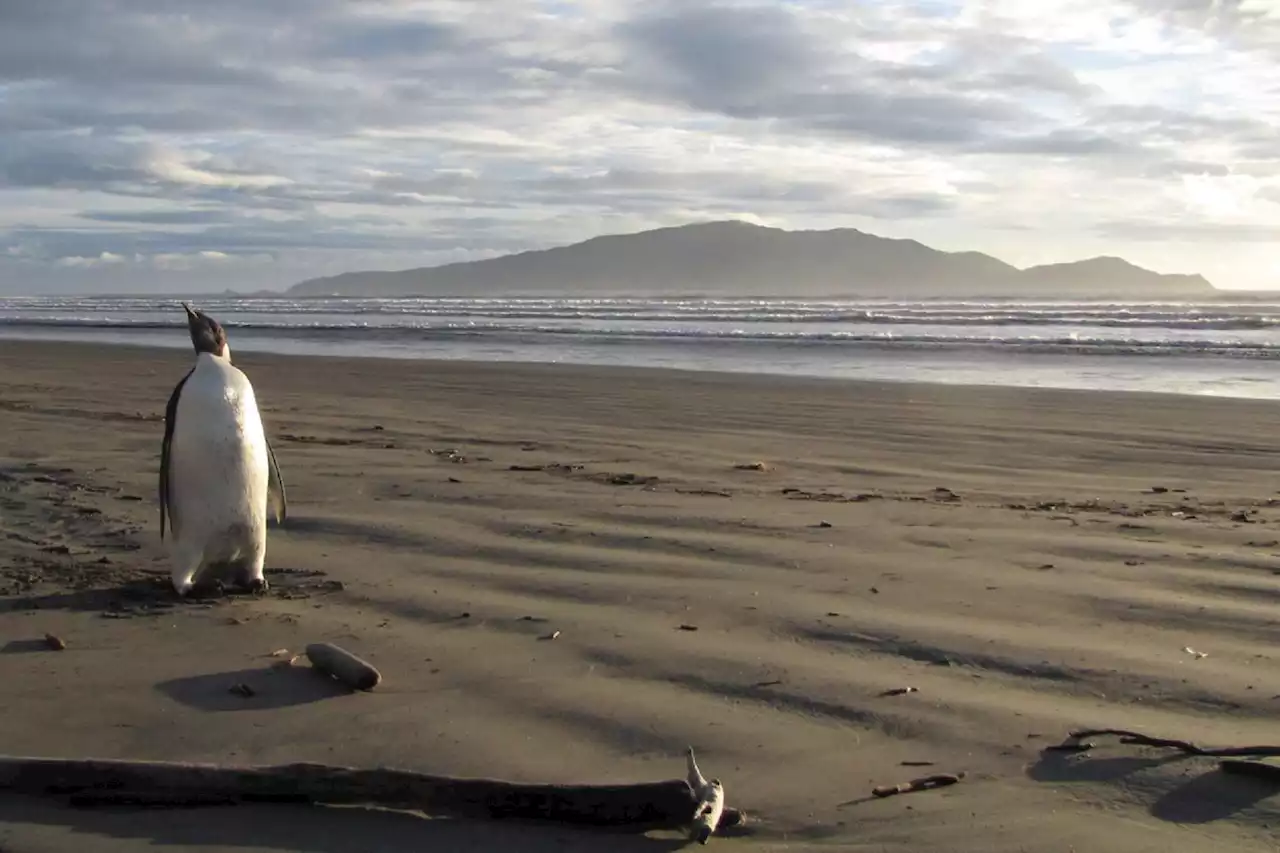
[170,355,271,538]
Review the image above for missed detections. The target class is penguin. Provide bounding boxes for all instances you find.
[159,302,286,596]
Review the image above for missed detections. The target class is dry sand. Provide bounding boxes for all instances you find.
[1,339,1278,852]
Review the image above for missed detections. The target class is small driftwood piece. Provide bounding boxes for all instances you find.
[1056,729,1280,759]
[1044,742,1094,753]
[872,772,965,799]
[305,642,381,691]
[0,753,745,832]
[879,687,918,697]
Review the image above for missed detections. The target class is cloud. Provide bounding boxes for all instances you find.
[80,209,234,225]
[614,2,1040,146]
[0,0,1278,292]
[55,251,127,268]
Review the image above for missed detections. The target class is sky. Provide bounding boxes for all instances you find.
[0,0,1278,294]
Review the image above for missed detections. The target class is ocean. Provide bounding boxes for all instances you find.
[3,294,1280,400]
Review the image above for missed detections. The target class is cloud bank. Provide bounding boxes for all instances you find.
[1,0,1277,292]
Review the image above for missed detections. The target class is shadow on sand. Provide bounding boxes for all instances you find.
[155,665,353,712]
[0,566,338,617]
[1025,749,1184,786]
[0,794,694,853]
[1027,748,1279,825]
[0,573,180,615]
[2,637,61,654]
[1149,767,1280,825]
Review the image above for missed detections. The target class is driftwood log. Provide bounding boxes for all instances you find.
[1059,729,1280,758]
[1050,729,1280,783]
[686,746,726,844]
[0,753,745,834]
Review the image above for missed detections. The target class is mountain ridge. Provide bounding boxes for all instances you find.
[287,220,1214,298]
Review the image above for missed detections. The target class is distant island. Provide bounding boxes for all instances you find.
[287,220,1214,298]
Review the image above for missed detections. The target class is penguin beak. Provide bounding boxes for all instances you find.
[182,302,197,320]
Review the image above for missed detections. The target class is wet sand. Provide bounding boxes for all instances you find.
[1,339,1278,852]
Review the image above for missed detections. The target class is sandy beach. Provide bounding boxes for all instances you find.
[1,339,1278,852]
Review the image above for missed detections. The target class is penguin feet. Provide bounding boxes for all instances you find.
[187,578,227,600]
[245,576,270,596]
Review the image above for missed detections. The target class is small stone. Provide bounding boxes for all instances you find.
[43,633,66,651]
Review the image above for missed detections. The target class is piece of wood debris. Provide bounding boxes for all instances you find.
[1044,742,1094,753]
[0,753,746,832]
[305,642,381,691]
[691,779,725,844]
[686,747,727,844]
[872,771,965,798]
[1053,728,1280,758]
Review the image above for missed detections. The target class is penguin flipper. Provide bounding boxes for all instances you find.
[265,436,287,526]
[159,368,193,541]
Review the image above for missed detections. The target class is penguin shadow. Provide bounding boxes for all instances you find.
[2,567,338,617]
[0,794,693,853]
[155,664,352,712]
[0,573,178,616]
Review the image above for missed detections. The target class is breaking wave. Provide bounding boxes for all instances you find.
[4,295,1280,360]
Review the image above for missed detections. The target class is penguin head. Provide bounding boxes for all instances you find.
[182,302,230,360]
